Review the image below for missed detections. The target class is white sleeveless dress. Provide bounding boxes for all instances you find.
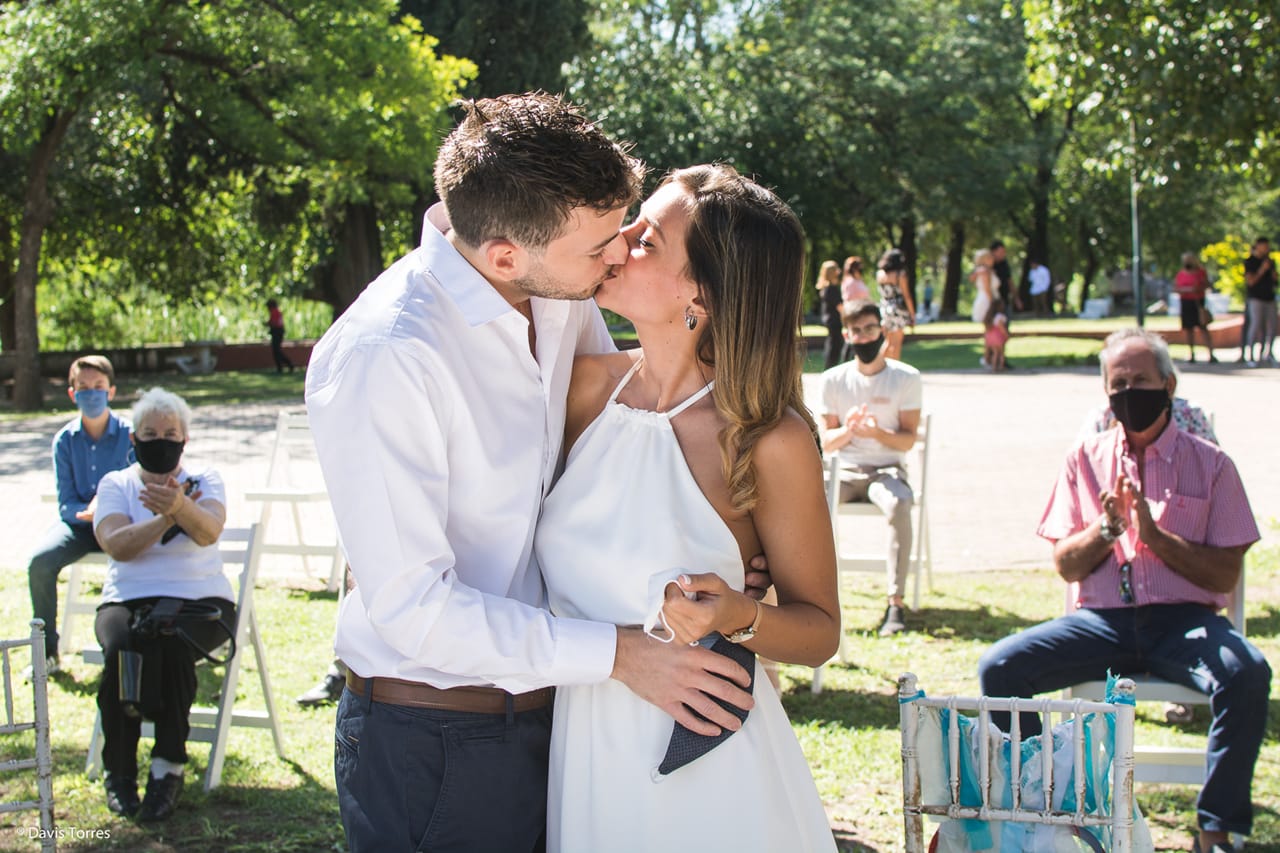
[535,360,836,853]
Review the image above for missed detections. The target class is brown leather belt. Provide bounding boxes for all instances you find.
[345,673,553,714]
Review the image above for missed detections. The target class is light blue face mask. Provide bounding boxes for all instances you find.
[74,388,109,419]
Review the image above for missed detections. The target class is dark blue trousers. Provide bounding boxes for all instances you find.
[978,604,1271,835]
[335,686,552,852]
[28,520,101,655]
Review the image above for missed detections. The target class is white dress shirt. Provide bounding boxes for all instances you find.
[305,205,618,693]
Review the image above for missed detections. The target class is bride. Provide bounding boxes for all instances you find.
[535,164,840,852]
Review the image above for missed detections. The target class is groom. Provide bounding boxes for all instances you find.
[306,93,761,852]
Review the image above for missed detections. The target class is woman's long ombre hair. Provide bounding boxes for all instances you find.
[666,164,817,511]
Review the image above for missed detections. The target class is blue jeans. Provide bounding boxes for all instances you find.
[335,686,552,852]
[978,604,1271,835]
[28,520,101,655]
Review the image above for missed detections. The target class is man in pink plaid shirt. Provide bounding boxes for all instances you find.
[979,328,1271,853]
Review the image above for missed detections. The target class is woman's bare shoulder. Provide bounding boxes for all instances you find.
[754,409,821,468]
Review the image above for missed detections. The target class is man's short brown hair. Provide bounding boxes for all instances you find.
[68,354,115,386]
[841,299,882,329]
[433,92,645,250]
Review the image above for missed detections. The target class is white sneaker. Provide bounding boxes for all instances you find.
[979,356,989,368]
[21,655,60,683]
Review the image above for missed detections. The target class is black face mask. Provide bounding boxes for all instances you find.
[1109,387,1170,434]
[134,438,185,474]
[851,334,885,364]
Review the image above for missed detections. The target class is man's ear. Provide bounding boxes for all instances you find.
[107,385,117,402]
[66,386,77,404]
[484,239,529,282]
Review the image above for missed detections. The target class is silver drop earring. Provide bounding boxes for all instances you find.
[684,305,698,331]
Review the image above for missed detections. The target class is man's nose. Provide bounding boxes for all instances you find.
[601,231,629,266]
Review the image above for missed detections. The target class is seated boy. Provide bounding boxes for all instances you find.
[27,355,133,669]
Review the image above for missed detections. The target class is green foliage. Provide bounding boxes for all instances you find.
[1199,236,1267,305]
[1,0,473,370]
[404,0,590,97]
[37,278,333,350]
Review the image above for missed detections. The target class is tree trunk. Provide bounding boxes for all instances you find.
[1077,217,1099,313]
[12,109,75,410]
[942,220,965,318]
[308,201,384,320]
[0,213,14,353]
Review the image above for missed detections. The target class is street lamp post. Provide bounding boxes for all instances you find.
[1129,115,1143,327]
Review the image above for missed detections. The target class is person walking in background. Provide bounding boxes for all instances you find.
[970,248,996,326]
[1243,237,1276,366]
[27,354,133,676]
[1029,258,1052,316]
[1174,251,1216,363]
[875,248,915,361]
[839,256,871,362]
[265,298,294,374]
[990,240,1021,315]
[817,259,844,370]
[840,255,870,303]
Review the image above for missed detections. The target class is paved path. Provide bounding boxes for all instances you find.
[1,364,1275,578]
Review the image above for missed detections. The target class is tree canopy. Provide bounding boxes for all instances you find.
[4,0,1278,408]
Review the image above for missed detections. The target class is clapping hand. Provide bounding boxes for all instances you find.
[845,405,880,439]
[140,476,190,520]
[1114,474,1156,541]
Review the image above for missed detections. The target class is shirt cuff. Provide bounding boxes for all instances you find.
[550,617,617,686]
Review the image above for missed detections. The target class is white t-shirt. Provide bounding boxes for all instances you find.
[1029,265,1052,296]
[94,464,232,604]
[821,359,923,468]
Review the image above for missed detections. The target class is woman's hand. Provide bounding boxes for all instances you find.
[139,476,187,520]
[662,573,756,645]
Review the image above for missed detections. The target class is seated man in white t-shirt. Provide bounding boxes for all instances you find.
[819,300,923,636]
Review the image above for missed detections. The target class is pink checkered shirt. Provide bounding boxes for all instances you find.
[1038,422,1259,611]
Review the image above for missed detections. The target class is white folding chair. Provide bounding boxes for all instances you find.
[900,672,1143,853]
[1061,563,1247,785]
[245,410,343,591]
[59,551,110,657]
[84,524,286,791]
[0,621,55,850]
[812,414,932,694]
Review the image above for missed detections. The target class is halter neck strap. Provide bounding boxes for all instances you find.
[608,357,714,419]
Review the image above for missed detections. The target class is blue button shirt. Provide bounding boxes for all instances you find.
[53,411,134,525]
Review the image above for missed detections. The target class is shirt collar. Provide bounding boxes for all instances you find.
[68,410,123,437]
[420,204,518,328]
[1116,414,1179,462]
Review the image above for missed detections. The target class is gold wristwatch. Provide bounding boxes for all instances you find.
[725,599,764,644]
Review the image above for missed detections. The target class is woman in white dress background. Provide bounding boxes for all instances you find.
[970,247,996,324]
[535,164,840,852]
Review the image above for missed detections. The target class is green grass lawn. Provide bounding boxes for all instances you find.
[0,543,1275,851]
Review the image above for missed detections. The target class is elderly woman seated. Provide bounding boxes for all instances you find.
[93,387,236,821]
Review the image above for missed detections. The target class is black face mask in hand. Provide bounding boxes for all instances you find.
[1109,387,1170,434]
[134,438,185,474]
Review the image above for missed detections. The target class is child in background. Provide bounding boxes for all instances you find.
[984,298,1010,372]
